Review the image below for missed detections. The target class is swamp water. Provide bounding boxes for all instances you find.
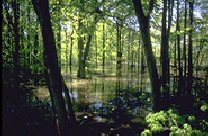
[33,66,153,126]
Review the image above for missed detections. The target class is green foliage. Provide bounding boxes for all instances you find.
[142,109,208,135]
[141,129,152,136]
[200,102,208,112]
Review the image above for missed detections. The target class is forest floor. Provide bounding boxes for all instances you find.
[2,68,148,136]
[3,67,208,136]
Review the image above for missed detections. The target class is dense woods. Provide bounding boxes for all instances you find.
[2,0,208,136]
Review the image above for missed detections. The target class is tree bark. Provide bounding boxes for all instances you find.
[116,18,122,77]
[183,0,187,96]
[12,0,20,87]
[77,18,85,78]
[187,1,194,96]
[102,22,105,74]
[69,32,73,74]
[133,0,161,111]
[161,0,169,96]
[176,0,183,96]
[31,0,76,135]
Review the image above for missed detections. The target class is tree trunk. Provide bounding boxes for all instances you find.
[187,1,194,96]
[65,29,69,73]
[161,0,169,98]
[95,31,98,70]
[69,32,73,74]
[12,0,20,87]
[182,1,187,96]
[78,16,98,78]
[128,29,131,73]
[176,0,183,96]
[116,19,122,76]
[133,0,161,111]
[31,0,76,135]
[102,22,105,74]
[57,0,62,68]
[77,18,85,78]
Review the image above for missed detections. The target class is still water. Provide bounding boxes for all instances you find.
[33,66,152,122]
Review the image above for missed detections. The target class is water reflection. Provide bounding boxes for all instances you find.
[33,70,152,123]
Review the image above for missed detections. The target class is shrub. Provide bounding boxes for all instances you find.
[141,109,208,136]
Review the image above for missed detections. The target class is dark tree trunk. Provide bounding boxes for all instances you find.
[183,1,187,96]
[102,23,106,74]
[57,0,62,68]
[133,0,161,111]
[176,0,183,96]
[64,29,69,73]
[131,32,134,71]
[187,1,194,96]
[161,0,169,96]
[77,18,85,78]
[69,32,73,74]
[116,18,123,78]
[95,31,98,70]
[12,0,20,87]
[33,32,39,86]
[31,0,76,135]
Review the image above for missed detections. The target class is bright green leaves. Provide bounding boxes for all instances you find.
[142,109,208,135]
[188,115,195,122]
[141,129,152,136]
[146,110,169,132]
[200,102,208,112]
[141,0,150,15]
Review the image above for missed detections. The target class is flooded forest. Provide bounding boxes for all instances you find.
[2,0,208,136]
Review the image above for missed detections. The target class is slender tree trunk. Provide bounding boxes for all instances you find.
[128,29,131,73]
[166,0,174,96]
[13,0,20,87]
[161,0,169,97]
[102,22,105,74]
[182,1,187,95]
[95,31,98,70]
[57,0,62,68]
[116,18,122,76]
[183,0,187,96]
[77,18,85,78]
[131,34,134,71]
[69,32,73,74]
[138,35,141,75]
[133,0,161,111]
[33,32,39,86]
[176,0,183,96]
[187,1,194,96]
[65,29,68,73]
[31,0,76,135]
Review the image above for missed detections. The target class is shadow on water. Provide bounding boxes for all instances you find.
[2,65,152,136]
[31,66,152,135]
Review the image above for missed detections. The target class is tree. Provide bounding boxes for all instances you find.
[176,0,183,96]
[132,0,161,111]
[160,0,170,99]
[12,0,20,87]
[187,0,194,96]
[77,15,99,78]
[31,0,76,135]
[183,0,187,96]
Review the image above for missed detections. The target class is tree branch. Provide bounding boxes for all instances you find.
[132,0,145,19]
